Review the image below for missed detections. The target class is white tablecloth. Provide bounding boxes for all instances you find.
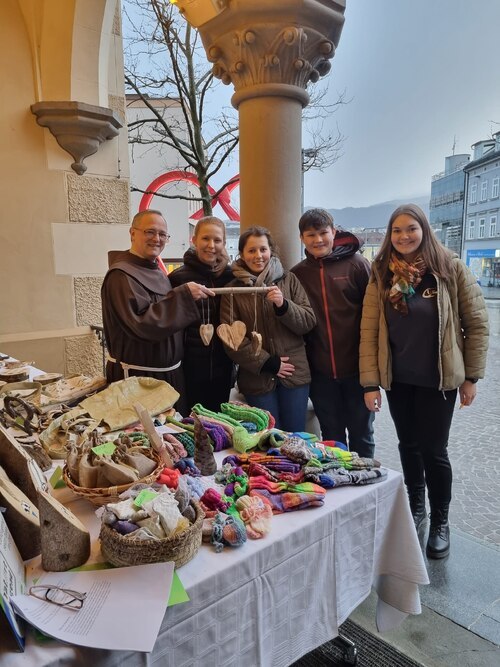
[0,454,429,667]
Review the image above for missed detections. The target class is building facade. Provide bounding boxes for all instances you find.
[463,133,500,290]
[429,154,470,254]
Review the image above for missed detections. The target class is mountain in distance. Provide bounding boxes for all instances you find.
[307,195,430,230]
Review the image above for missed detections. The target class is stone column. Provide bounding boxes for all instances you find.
[175,0,345,266]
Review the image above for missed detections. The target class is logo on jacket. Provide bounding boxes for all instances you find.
[422,287,437,299]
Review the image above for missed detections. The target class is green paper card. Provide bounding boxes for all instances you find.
[168,571,190,607]
[91,442,116,456]
[49,466,65,489]
[134,489,158,508]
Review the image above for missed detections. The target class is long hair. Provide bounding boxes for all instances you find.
[238,226,279,257]
[373,204,454,288]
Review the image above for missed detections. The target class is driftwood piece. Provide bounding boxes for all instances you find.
[0,466,41,560]
[0,425,48,506]
[37,490,91,571]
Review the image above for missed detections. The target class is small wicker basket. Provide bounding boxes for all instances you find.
[62,451,163,506]
[99,500,204,568]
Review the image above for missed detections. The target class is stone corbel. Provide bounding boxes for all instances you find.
[31,101,123,175]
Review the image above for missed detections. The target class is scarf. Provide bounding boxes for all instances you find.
[388,253,427,314]
[184,247,230,278]
[231,255,284,286]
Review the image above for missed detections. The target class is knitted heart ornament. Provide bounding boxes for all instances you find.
[217,321,246,351]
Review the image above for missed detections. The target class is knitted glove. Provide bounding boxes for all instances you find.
[220,402,270,431]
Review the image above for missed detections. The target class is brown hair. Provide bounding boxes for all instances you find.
[193,216,226,242]
[299,208,335,234]
[373,203,454,287]
[238,226,279,256]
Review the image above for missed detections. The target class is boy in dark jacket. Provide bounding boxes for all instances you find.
[291,208,375,457]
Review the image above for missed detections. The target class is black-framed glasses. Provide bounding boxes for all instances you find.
[132,227,170,241]
[29,585,87,611]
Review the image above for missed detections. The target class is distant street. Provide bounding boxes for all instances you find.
[373,300,500,547]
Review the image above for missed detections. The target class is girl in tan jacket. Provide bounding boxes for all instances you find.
[359,204,488,559]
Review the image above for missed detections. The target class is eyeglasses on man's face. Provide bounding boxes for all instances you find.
[133,227,170,242]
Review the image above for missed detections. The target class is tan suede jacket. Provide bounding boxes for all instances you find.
[359,258,489,391]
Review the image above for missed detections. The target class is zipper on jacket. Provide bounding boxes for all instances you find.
[319,260,337,377]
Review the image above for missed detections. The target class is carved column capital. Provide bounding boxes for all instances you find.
[31,101,122,175]
[195,0,345,108]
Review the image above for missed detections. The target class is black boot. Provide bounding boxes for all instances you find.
[408,487,427,531]
[426,508,450,559]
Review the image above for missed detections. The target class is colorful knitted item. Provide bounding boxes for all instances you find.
[181,417,230,451]
[235,495,273,539]
[280,437,378,469]
[200,487,232,513]
[220,402,270,431]
[222,452,301,475]
[185,476,205,499]
[290,431,320,443]
[232,427,286,453]
[249,487,325,513]
[162,433,188,461]
[191,403,242,428]
[304,465,388,489]
[172,431,195,457]
[156,467,181,489]
[210,512,247,552]
[214,463,249,498]
[174,458,201,476]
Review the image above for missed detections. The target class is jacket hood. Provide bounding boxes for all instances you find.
[304,229,364,264]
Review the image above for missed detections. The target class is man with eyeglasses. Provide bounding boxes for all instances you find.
[101,209,214,413]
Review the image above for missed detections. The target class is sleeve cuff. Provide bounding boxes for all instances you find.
[273,300,289,316]
[261,356,281,375]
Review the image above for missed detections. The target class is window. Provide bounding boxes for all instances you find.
[490,216,497,237]
[480,180,488,201]
[470,183,477,204]
[468,219,475,239]
[478,218,485,238]
[492,177,499,199]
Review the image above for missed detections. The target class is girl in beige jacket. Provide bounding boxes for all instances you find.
[359,204,488,559]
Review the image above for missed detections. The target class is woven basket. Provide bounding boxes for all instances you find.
[62,451,163,506]
[99,500,204,568]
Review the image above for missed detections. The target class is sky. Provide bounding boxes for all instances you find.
[124,0,500,211]
[302,0,500,209]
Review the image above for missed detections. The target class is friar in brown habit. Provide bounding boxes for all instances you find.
[101,209,214,414]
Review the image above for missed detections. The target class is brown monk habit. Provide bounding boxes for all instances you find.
[101,251,200,414]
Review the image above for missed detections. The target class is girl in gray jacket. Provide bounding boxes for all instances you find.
[360,204,488,559]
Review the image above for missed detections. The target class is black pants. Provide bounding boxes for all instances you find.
[386,382,456,508]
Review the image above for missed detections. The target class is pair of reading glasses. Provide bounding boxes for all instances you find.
[29,585,87,611]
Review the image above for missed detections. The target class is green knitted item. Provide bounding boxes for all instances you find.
[232,426,264,453]
[166,416,195,433]
[220,403,269,431]
[191,403,241,428]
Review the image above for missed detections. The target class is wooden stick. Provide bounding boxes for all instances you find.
[133,402,174,468]
[209,286,273,294]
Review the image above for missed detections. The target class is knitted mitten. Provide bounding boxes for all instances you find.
[235,495,273,539]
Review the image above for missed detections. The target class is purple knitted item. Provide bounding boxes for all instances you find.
[182,417,230,451]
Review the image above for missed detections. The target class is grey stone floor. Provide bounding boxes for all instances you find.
[353,299,500,663]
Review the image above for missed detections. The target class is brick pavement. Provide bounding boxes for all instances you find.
[372,300,500,548]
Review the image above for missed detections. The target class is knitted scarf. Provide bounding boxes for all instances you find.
[388,253,427,315]
[231,255,284,286]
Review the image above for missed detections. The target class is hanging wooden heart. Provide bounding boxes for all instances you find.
[199,324,214,346]
[217,321,246,351]
[250,331,262,356]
